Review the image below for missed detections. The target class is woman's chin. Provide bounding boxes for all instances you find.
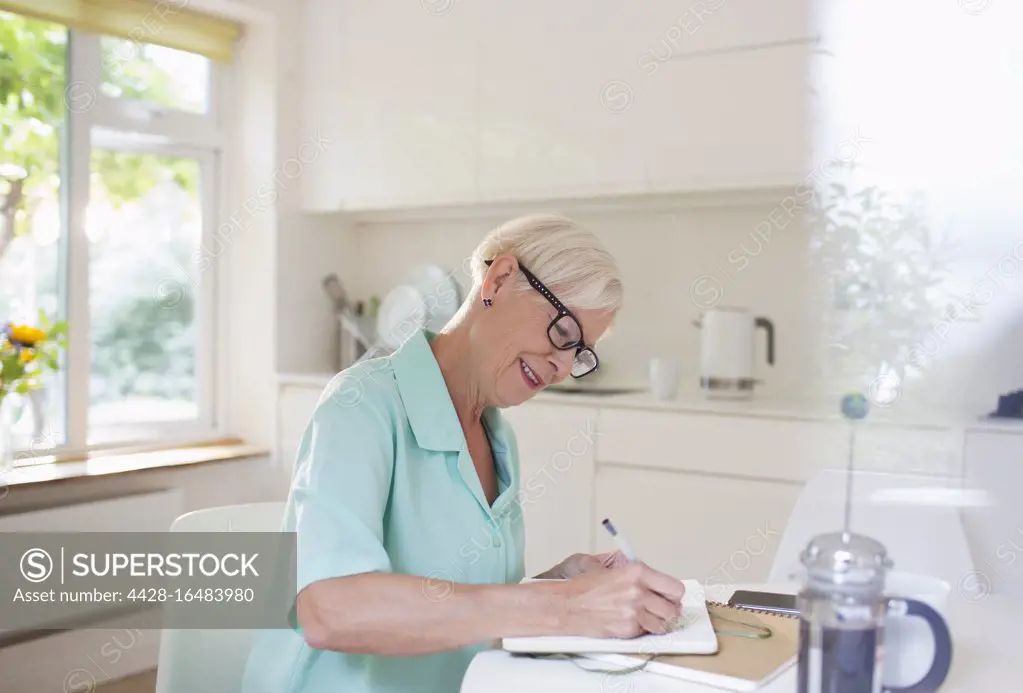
[496,380,540,407]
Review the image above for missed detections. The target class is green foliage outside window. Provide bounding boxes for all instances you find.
[1,11,199,408]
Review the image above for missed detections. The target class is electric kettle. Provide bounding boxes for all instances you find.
[692,307,775,399]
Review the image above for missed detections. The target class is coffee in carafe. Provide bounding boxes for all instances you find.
[795,531,952,693]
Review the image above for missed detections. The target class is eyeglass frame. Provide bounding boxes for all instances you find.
[484,259,600,378]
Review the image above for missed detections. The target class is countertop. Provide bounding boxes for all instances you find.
[276,371,1023,433]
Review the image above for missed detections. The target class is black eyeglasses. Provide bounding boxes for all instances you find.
[485,259,599,378]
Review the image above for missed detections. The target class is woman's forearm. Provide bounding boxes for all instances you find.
[297,572,566,655]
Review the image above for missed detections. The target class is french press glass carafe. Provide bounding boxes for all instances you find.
[796,531,953,693]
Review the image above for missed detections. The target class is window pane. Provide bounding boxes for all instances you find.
[99,37,209,114]
[88,150,202,436]
[0,11,69,452]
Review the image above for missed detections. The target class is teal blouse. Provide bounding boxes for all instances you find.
[241,328,526,693]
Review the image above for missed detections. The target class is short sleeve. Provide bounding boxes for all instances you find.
[290,388,395,595]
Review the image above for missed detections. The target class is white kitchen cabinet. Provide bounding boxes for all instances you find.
[632,0,815,57]
[595,407,847,482]
[277,384,325,476]
[639,41,814,192]
[593,464,802,592]
[961,427,1023,598]
[477,0,817,203]
[852,423,965,477]
[596,405,965,482]
[298,0,820,211]
[476,0,649,201]
[501,402,599,577]
[300,0,481,211]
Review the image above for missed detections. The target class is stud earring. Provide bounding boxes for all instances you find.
[482,297,493,307]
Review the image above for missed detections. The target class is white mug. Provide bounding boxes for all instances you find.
[649,358,681,401]
[883,571,952,689]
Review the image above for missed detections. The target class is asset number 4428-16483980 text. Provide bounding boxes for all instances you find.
[126,587,256,602]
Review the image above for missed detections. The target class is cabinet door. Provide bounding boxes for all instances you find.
[593,465,801,596]
[501,402,599,577]
[640,42,813,192]
[632,0,817,190]
[631,0,815,60]
[596,407,847,482]
[477,0,649,202]
[301,0,481,211]
[853,424,964,477]
[277,385,325,477]
[962,429,1023,599]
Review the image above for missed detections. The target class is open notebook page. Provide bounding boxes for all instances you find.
[501,579,718,655]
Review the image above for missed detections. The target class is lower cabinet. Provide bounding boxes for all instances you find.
[961,428,1023,599]
[274,388,986,592]
[592,465,802,590]
[501,402,599,578]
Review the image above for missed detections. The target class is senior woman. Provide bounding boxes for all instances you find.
[242,214,684,693]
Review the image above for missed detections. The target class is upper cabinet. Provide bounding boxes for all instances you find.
[640,41,815,192]
[300,0,819,212]
[301,0,482,211]
[476,0,649,202]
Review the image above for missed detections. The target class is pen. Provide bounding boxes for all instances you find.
[601,517,638,562]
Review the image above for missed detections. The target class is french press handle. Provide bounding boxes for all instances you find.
[882,598,953,693]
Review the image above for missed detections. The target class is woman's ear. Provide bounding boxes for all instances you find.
[483,254,520,299]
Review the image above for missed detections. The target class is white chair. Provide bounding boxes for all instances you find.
[154,502,287,693]
[768,468,975,588]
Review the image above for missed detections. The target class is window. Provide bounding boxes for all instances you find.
[0,8,230,456]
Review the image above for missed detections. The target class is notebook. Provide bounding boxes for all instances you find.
[582,602,800,691]
[501,579,718,655]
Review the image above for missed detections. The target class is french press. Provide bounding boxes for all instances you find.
[795,531,953,693]
[796,393,953,693]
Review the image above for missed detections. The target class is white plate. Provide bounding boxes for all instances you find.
[376,285,428,350]
[405,264,462,332]
[375,265,464,350]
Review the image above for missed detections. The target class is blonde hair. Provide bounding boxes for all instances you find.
[469,213,624,314]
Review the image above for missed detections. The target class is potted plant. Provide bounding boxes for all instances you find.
[806,163,957,406]
[0,312,67,472]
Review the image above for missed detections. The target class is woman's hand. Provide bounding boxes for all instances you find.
[537,550,631,579]
[552,561,685,639]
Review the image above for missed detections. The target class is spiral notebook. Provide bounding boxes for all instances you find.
[501,579,718,655]
[583,602,800,691]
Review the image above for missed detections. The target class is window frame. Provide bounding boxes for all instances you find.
[10,24,225,460]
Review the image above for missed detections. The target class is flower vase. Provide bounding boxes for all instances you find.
[0,394,21,476]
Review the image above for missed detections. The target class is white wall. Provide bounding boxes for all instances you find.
[272,0,354,375]
[341,202,825,403]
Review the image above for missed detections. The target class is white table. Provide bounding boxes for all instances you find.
[462,584,1023,692]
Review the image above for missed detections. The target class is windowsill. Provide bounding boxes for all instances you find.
[2,439,270,488]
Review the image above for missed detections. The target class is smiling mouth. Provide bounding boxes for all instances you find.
[519,359,542,388]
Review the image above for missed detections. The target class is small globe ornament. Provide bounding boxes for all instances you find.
[841,393,870,420]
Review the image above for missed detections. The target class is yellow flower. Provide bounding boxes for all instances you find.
[5,323,47,347]
[20,348,34,364]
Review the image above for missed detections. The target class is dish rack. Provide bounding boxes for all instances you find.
[338,310,379,369]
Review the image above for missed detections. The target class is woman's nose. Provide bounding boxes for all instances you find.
[548,349,574,377]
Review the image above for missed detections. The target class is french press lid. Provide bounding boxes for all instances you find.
[800,531,892,593]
